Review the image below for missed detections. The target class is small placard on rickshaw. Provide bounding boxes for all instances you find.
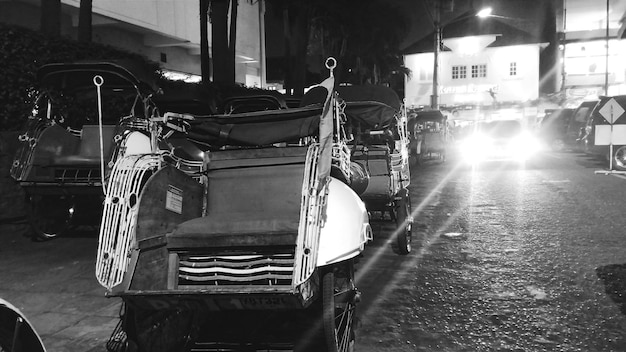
[165,185,183,214]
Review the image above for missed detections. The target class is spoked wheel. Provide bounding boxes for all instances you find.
[613,146,626,171]
[394,188,412,255]
[321,262,358,352]
[125,305,198,352]
[28,195,74,241]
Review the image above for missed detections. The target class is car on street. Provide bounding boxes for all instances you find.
[457,119,541,164]
[538,108,575,152]
[564,100,600,152]
[585,95,626,170]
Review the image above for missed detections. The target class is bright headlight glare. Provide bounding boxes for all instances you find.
[509,133,540,159]
[461,134,492,163]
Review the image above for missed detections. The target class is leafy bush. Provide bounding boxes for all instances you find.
[0,23,160,131]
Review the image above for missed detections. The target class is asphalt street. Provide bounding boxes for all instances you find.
[1,150,626,351]
[356,151,626,351]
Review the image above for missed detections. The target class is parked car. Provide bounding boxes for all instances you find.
[586,95,626,170]
[458,119,541,164]
[564,100,600,152]
[538,108,575,151]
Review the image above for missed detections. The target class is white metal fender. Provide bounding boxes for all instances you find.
[317,177,372,266]
[120,131,151,156]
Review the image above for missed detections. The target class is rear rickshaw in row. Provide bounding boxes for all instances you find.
[301,85,413,254]
[408,109,448,162]
[9,61,209,241]
[96,60,374,351]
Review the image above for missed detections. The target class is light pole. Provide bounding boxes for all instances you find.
[431,7,492,109]
[431,1,441,109]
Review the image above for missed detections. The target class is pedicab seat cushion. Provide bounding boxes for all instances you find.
[167,146,308,249]
[54,125,116,165]
[167,213,299,248]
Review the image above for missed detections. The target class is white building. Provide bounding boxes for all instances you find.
[405,39,544,107]
[403,14,548,111]
[0,0,266,87]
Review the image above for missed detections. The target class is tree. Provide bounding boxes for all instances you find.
[200,0,211,84]
[78,0,93,42]
[267,0,410,94]
[40,0,61,36]
[311,0,410,86]
[210,0,238,86]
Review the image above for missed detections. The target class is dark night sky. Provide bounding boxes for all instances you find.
[400,0,558,49]
[266,0,557,55]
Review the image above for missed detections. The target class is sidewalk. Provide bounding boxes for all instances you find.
[0,223,120,352]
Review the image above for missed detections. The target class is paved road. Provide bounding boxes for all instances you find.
[356,151,626,352]
[1,150,626,351]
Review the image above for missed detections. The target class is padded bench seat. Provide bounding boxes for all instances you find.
[54,125,116,165]
[167,213,299,248]
[167,146,309,250]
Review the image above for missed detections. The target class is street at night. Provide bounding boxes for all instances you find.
[355,150,626,352]
[2,149,626,351]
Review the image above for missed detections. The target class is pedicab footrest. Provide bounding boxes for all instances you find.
[177,250,296,287]
[167,215,300,288]
[116,290,304,311]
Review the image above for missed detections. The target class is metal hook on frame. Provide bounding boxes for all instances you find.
[325,57,337,77]
[93,75,107,194]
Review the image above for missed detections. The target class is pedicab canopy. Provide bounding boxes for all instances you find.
[186,105,324,148]
[36,60,160,96]
[300,84,402,130]
[411,109,445,123]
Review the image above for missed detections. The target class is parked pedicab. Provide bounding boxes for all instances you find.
[9,61,163,240]
[300,85,412,254]
[408,109,448,162]
[96,59,371,351]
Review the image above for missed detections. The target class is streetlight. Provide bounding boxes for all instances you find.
[431,7,492,109]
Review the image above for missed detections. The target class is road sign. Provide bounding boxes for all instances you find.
[595,125,626,145]
[599,98,625,124]
[595,98,626,146]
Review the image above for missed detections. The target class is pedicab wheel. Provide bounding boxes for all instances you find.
[28,195,73,241]
[125,305,198,352]
[322,261,357,352]
[395,188,412,255]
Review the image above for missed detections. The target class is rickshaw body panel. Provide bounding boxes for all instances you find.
[105,145,367,312]
[317,178,371,266]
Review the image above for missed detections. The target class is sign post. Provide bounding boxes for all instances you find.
[594,98,626,175]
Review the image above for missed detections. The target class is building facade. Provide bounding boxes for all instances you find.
[0,0,266,87]
[560,0,626,107]
[405,41,544,108]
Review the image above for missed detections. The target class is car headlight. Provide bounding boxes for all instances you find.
[509,132,540,160]
[460,134,492,162]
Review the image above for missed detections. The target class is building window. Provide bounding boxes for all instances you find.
[452,65,466,79]
[510,62,517,76]
[471,64,487,78]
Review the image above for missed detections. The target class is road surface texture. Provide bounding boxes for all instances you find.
[1,150,625,351]
[356,151,626,352]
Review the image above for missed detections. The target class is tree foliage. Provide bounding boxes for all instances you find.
[268,0,410,94]
[0,24,160,131]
